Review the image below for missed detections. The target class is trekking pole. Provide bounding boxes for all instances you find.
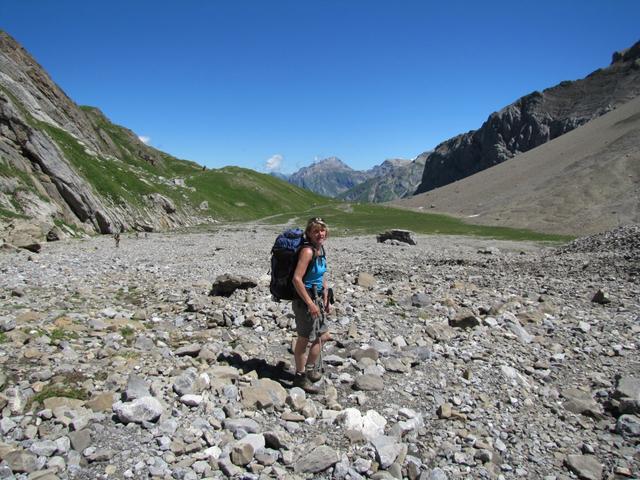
[311,286,326,386]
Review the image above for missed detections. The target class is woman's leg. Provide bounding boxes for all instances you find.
[294,336,309,373]
[306,331,330,367]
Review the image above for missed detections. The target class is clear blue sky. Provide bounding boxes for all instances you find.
[2,1,639,174]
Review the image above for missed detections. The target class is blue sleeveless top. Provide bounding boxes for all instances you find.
[303,250,326,290]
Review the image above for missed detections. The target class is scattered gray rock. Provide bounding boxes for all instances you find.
[354,374,384,391]
[372,435,403,469]
[125,374,151,401]
[0,223,638,479]
[356,272,377,288]
[112,397,163,424]
[0,316,16,332]
[294,445,339,473]
[4,450,40,473]
[411,292,431,307]
[565,454,603,480]
[616,414,640,437]
[591,289,611,304]
[448,308,481,329]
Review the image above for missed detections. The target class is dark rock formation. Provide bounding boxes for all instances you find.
[415,40,640,194]
[210,274,258,297]
[376,229,417,246]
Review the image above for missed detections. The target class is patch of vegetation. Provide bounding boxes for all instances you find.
[28,386,88,409]
[120,326,135,338]
[0,206,28,220]
[0,165,46,206]
[56,370,87,385]
[28,327,47,338]
[34,115,330,224]
[50,328,78,341]
[53,218,83,236]
[262,203,573,242]
[0,85,34,125]
[0,332,7,343]
[92,370,109,382]
[118,350,140,359]
[385,298,398,307]
[81,106,203,178]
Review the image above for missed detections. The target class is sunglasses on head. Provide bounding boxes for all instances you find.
[309,217,326,225]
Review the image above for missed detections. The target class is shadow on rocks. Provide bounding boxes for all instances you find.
[218,352,296,387]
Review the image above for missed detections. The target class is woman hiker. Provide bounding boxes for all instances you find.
[291,217,332,393]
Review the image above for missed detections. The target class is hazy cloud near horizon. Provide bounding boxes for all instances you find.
[266,154,283,172]
[138,136,151,145]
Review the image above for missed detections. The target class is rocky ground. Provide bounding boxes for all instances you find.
[0,224,638,480]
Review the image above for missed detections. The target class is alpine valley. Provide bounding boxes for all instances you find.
[1,30,639,248]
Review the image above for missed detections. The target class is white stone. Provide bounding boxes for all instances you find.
[180,394,203,407]
[362,410,387,441]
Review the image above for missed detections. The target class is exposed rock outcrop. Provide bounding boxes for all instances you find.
[415,40,640,194]
[0,31,209,236]
[1,31,325,242]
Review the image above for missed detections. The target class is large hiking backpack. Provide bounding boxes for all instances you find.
[270,228,305,301]
[270,228,324,301]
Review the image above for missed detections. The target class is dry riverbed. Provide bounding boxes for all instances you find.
[0,224,638,480]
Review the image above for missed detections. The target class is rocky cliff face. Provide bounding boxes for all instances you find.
[0,32,329,250]
[0,31,208,241]
[415,40,640,194]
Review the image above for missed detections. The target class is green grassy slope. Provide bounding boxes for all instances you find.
[261,203,572,242]
[35,112,331,222]
[185,167,332,220]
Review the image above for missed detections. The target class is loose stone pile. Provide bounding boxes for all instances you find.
[0,224,638,480]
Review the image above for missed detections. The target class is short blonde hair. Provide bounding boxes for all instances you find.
[305,217,328,237]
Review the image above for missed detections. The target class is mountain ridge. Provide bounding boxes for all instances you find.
[287,156,425,202]
[0,31,327,246]
[394,95,640,235]
[414,40,640,194]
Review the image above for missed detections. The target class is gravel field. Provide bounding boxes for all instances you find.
[0,223,638,480]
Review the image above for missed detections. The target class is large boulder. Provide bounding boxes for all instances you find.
[376,229,416,245]
[0,219,46,252]
[209,274,257,297]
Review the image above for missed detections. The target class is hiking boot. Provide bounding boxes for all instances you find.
[293,373,320,394]
[306,368,322,383]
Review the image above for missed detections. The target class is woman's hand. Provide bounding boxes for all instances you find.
[307,302,321,318]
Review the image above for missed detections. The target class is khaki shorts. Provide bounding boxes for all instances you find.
[292,298,327,341]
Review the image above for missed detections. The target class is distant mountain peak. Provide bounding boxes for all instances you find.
[288,156,425,202]
[307,157,352,171]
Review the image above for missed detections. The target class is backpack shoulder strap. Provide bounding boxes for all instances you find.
[299,242,318,277]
